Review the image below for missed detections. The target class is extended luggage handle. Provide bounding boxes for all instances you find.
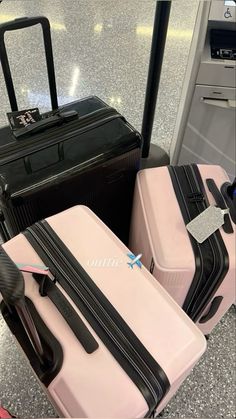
[0,16,58,112]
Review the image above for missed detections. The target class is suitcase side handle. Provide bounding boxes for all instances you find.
[206,178,234,233]
[221,179,236,224]
[199,296,223,324]
[0,16,58,112]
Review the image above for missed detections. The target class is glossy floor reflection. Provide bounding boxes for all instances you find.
[0,1,235,418]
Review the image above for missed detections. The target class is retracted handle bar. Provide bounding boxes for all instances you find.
[0,246,45,364]
[0,16,58,112]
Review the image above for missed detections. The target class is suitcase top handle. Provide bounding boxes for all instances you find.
[0,16,58,112]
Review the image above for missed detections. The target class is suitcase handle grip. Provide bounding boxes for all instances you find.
[199,296,223,324]
[0,16,58,112]
[0,16,48,32]
[14,110,78,139]
[221,180,236,224]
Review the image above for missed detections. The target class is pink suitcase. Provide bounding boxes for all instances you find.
[0,406,14,418]
[129,164,236,336]
[0,206,206,418]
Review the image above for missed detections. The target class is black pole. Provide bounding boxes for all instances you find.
[141,1,171,158]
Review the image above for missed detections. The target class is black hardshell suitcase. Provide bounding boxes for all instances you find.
[0,17,142,243]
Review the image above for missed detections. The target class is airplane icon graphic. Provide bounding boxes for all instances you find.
[127,253,142,269]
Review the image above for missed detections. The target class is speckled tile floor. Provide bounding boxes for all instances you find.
[0,1,235,418]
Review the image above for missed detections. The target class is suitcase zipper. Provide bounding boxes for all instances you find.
[182,165,218,316]
[24,222,169,415]
[0,107,124,165]
[169,165,204,317]
[169,165,229,322]
[188,165,228,321]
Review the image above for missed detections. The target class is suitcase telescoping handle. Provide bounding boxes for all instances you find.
[0,246,45,364]
[0,16,58,112]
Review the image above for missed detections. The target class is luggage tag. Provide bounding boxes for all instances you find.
[7,108,42,131]
[186,205,230,243]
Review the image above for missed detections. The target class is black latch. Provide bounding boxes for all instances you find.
[188,191,205,203]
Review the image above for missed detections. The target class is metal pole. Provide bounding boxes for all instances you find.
[141,1,171,158]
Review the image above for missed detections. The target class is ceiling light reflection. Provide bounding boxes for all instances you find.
[94,23,103,33]
[109,96,122,106]
[136,25,193,39]
[69,67,80,97]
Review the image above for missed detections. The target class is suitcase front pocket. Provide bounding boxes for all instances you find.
[24,143,64,174]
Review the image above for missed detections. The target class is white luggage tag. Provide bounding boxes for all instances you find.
[186,205,230,243]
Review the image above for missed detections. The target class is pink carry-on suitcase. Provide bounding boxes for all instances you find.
[0,206,206,418]
[129,164,236,336]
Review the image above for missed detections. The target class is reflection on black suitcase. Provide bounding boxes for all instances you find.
[0,17,141,243]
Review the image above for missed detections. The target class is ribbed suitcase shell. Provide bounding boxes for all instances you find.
[129,165,236,335]
[2,206,206,418]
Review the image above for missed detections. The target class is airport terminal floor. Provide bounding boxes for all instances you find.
[0,1,235,418]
